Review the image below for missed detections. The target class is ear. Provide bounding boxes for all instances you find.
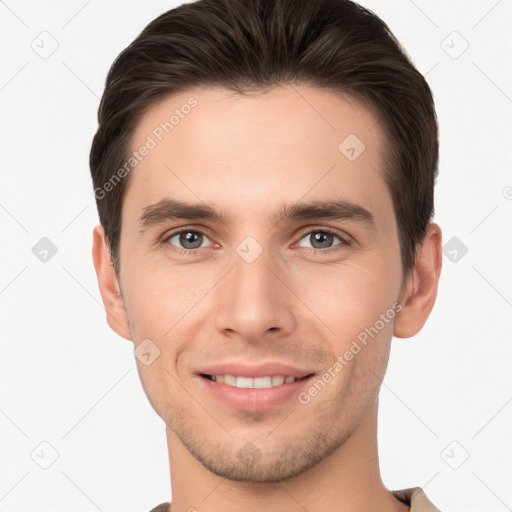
[393,222,442,338]
[92,224,132,341]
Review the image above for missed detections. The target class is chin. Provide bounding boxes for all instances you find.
[184,434,344,483]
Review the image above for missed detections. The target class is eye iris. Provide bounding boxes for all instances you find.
[180,231,202,249]
[311,231,333,249]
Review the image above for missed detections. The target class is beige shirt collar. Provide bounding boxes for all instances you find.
[150,486,441,512]
[391,487,441,511]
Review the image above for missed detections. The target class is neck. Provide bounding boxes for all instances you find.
[165,399,409,512]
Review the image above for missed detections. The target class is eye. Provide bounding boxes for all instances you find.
[296,229,348,251]
[166,230,211,251]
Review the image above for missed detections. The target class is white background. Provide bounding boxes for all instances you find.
[1,1,511,511]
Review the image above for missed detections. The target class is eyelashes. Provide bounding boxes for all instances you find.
[163,227,352,257]
[295,229,350,251]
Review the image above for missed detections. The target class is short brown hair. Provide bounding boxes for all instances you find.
[90,0,438,278]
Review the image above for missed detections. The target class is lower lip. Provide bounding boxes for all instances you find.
[198,375,314,411]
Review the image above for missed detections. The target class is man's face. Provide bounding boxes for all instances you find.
[116,84,404,481]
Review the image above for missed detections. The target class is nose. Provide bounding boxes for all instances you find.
[214,243,297,342]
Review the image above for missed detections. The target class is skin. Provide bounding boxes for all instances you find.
[93,84,442,512]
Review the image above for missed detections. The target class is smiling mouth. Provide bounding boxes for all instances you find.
[200,373,314,389]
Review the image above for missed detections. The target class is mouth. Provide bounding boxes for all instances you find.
[197,370,316,411]
[200,373,313,389]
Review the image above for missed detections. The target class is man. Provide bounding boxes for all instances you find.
[90,0,443,510]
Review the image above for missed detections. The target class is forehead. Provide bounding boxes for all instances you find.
[124,84,391,225]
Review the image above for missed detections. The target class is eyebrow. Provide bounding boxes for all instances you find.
[138,198,376,230]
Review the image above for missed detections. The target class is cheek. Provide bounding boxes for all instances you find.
[291,257,399,345]
[121,258,211,339]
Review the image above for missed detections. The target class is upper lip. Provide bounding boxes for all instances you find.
[196,361,315,379]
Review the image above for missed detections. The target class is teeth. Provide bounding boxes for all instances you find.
[209,375,300,389]
[236,376,253,389]
[271,376,285,386]
[224,375,236,386]
[254,376,272,388]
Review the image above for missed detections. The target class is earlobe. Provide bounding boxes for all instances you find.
[393,223,443,339]
[92,225,132,341]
